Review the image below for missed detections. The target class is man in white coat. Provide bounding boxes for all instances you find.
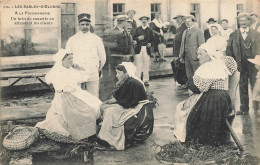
[66,13,106,97]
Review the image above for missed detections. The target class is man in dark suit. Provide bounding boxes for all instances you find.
[226,13,260,115]
[172,15,188,88]
[173,15,187,58]
[133,15,154,86]
[103,15,128,54]
[179,15,205,79]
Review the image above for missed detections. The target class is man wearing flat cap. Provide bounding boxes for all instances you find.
[66,13,106,98]
[105,15,128,53]
[133,15,154,86]
[226,13,260,115]
[250,13,260,32]
[113,15,128,32]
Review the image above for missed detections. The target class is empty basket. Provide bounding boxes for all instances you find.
[3,126,39,150]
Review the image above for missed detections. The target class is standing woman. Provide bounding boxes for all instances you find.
[150,12,166,62]
[206,24,227,56]
[36,49,102,141]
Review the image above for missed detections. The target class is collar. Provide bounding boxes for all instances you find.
[152,19,163,28]
[187,25,194,30]
[240,27,249,33]
[79,31,90,35]
[117,26,124,33]
[142,24,149,30]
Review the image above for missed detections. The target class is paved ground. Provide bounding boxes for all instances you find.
[1,77,260,164]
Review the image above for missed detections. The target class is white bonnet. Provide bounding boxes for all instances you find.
[53,49,69,63]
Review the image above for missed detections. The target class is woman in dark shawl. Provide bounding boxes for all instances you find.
[98,62,154,150]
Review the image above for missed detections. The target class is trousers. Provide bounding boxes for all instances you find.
[184,52,200,79]
[134,46,150,82]
[239,60,257,111]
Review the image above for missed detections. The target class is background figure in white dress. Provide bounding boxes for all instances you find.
[206,23,227,56]
[220,19,234,41]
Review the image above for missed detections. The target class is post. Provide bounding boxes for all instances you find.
[217,0,222,22]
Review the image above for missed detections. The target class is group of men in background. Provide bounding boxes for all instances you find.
[172,13,260,115]
[65,10,260,116]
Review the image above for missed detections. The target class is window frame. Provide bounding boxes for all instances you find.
[151,3,161,21]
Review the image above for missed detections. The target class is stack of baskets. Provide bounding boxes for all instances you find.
[3,126,39,150]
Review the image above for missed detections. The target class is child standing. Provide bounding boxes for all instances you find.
[248,55,260,111]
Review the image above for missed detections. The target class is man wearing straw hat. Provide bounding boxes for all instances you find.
[66,13,106,98]
[226,13,260,115]
[133,15,154,86]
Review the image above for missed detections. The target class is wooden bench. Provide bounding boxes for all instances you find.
[1,68,51,89]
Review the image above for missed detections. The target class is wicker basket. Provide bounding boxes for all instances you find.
[3,126,39,151]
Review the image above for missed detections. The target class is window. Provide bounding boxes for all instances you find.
[190,3,200,26]
[61,3,76,48]
[237,4,244,16]
[151,3,161,21]
[113,3,125,18]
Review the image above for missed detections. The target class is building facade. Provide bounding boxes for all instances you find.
[1,0,259,57]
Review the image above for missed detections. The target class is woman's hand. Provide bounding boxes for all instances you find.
[73,64,85,71]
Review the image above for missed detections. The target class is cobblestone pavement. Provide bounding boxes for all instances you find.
[1,77,260,164]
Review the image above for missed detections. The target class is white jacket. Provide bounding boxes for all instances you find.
[66,31,106,81]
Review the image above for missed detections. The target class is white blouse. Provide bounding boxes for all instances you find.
[45,67,88,92]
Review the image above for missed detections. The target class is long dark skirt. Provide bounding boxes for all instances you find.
[124,103,154,145]
[185,90,232,146]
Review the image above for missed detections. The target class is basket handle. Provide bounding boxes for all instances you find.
[9,125,33,133]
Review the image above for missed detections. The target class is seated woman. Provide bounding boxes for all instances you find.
[98,62,154,150]
[36,49,102,141]
[174,43,237,147]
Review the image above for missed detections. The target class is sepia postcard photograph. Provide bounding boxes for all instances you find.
[0,0,260,164]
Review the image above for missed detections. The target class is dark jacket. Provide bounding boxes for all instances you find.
[133,26,154,55]
[179,26,205,60]
[204,28,211,42]
[173,23,187,57]
[226,28,260,72]
[129,19,137,35]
